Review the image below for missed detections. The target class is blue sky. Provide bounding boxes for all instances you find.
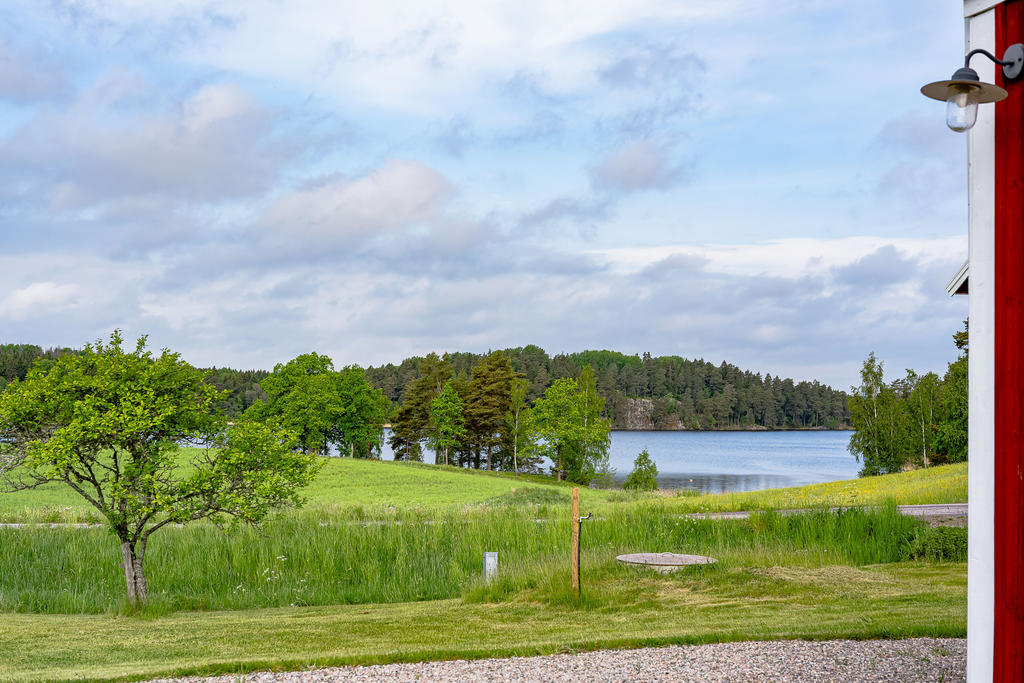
[0,1,970,388]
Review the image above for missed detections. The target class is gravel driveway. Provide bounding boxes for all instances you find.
[148,638,965,682]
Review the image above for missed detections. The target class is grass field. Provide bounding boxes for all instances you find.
[0,563,965,682]
[670,462,968,512]
[0,453,968,523]
[0,456,969,681]
[0,505,937,614]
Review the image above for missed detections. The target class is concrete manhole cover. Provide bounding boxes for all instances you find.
[616,552,717,573]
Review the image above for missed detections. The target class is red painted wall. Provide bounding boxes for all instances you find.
[995,2,1024,679]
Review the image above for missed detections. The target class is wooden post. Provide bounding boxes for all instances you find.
[571,487,580,596]
[994,4,1024,678]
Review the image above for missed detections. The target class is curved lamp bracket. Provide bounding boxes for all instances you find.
[1003,43,1024,80]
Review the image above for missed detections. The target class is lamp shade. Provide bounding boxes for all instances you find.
[921,66,1008,104]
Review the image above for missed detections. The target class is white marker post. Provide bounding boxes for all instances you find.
[483,552,497,583]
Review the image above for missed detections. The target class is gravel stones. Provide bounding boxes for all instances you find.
[147,638,965,683]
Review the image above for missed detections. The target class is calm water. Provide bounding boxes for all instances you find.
[374,429,859,494]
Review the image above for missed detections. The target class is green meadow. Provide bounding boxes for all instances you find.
[0,457,968,682]
[0,452,968,523]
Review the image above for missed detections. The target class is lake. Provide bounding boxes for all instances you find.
[374,429,860,493]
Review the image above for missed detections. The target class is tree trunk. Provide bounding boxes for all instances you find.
[350,443,354,458]
[121,540,148,606]
[486,445,492,471]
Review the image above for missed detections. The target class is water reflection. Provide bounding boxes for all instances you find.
[619,472,800,494]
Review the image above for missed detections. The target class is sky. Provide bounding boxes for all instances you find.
[0,0,971,389]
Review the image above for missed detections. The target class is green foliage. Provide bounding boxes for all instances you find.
[911,526,968,562]
[623,448,659,491]
[429,380,465,466]
[461,352,519,470]
[367,347,851,430]
[532,366,611,484]
[936,355,968,463]
[388,353,452,461]
[0,331,322,604]
[849,323,968,475]
[246,354,386,458]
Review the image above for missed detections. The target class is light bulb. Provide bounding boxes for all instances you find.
[946,86,979,132]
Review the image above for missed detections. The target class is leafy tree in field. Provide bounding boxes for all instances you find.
[0,332,321,606]
[246,353,343,455]
[389,353,452,461]
[429,379,465,466]
[334,366,389,458]
[503,377,537,474]
[532,365,611,484]
[623,448,658,491]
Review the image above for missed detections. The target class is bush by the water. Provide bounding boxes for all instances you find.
[623,449,658,491]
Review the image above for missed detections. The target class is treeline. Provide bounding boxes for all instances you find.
[0,344,78,392]
[388,351,611,483]
[366,346,850,430]
[0,344,272,418]
[3,341,851,432]
[848,324,968,475]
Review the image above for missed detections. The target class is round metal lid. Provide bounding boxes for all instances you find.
[616,552,717,566]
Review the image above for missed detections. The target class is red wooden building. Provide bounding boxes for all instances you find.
[962,1,1024,679]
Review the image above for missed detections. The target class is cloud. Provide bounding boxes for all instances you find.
[2,81,290,206]
[518,196,609,231]
[0,282,79,321]
[832,245,914,289]
[259,159,453,241]
[590,140,688,193]
[0,38,66,103]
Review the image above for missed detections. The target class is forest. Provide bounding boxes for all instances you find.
[0,343,850,431]
[847,324,968,475]
[365,347,850,431]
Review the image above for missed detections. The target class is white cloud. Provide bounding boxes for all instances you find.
[3,80,285,205]
[0,282,79,321]
[260,160,452,240]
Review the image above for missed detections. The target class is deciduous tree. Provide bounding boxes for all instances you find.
[0,332,321,606]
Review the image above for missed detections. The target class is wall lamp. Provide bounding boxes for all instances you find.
[921,45,1024,131]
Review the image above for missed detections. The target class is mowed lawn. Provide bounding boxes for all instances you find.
[0,563,965,683]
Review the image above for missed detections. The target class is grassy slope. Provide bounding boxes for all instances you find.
[0,455,967,522]
[0,563,965,683]
[0,455,632,522]
[672,462,968,512]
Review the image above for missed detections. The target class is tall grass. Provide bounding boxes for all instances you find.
[0,503,930,615]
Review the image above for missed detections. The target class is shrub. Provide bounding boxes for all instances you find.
[623,449,658,491]
[910,526,968,561]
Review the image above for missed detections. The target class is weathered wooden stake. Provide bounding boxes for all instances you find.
[571,486,580,596]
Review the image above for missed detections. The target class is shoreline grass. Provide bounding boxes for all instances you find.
[670,462,967,513]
